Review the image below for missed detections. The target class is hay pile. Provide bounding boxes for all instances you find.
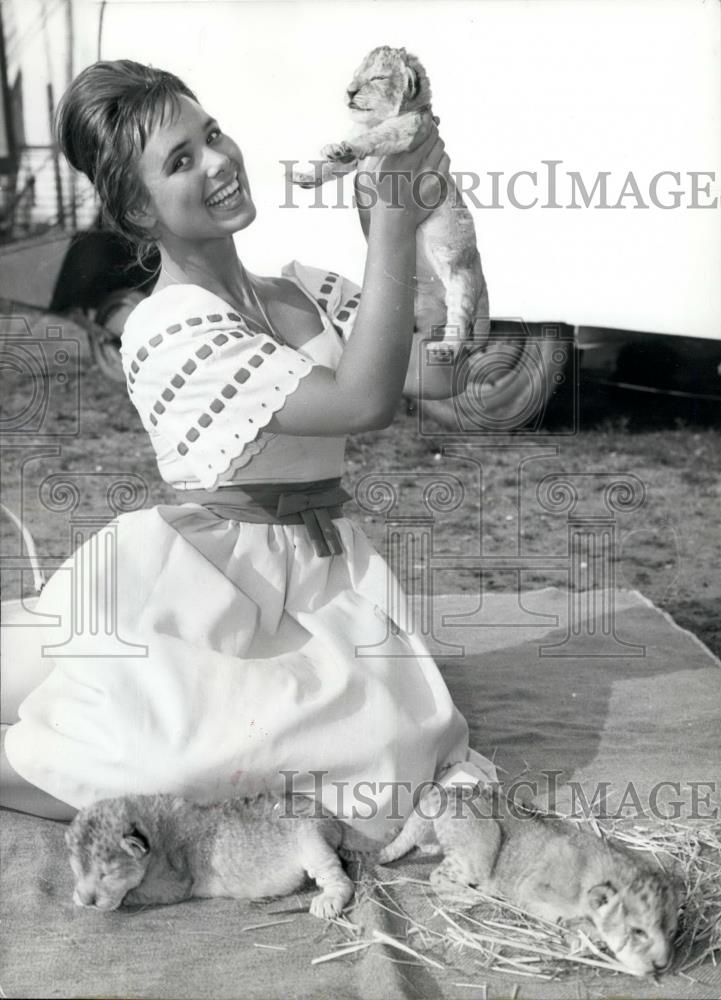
[319,816,721,983]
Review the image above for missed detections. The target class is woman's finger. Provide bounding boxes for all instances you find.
[420,137,447,172]
[437,151,451,177]
[417,124,441,156]
[401,123,439,163]
[417,165,449,208]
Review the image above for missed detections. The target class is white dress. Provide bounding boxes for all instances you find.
[5,261,495,841]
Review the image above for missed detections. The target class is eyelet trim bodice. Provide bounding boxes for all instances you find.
[121,261,362,490]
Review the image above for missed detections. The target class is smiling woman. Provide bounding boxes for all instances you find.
[128,98,256,248]
[2,58,497,845]
[54,63,198,258]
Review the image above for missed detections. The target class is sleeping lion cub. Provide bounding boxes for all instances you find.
[293,45,489,362]
[65,793,357,919]
[379,784,679,977]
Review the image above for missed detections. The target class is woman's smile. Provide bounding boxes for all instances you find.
[205,172,243,210]
[135,95,256,241]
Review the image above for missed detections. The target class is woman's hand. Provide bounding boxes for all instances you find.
[355,125,451,235]
[267,128,451,437]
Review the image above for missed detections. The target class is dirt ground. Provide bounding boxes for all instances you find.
[2,313,720,659]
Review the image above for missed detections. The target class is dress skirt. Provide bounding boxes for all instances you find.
[5,503,494,842]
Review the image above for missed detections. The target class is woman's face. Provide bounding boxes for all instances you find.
[134,95,256,244]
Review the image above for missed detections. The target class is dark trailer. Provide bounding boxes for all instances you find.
[0,3,155,382]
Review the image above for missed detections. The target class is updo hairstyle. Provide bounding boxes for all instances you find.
[55,59,198,256]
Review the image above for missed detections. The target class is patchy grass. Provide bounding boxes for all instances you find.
[2,321,720,660]
[348,383,721,658]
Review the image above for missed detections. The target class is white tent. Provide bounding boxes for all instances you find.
[6,0,721,339]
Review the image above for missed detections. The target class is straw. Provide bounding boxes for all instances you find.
[311,941,373,965]
[241,917,295,933]
[372,928,446,969]
[330,813,721,981]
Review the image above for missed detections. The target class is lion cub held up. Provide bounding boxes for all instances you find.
[379,785,679,977]
[293,45,489,362]
[66,793,356,919]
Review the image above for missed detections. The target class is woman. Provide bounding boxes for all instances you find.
[2,60,495,838]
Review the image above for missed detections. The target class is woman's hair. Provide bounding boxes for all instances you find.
[55,60,198,260]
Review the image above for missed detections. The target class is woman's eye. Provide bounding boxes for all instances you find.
[631,927,648,940]
[207,128,222,143]
[172,155,190,173]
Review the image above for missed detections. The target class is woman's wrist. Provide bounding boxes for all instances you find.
[368,204,416,243]
[366,208,416,284]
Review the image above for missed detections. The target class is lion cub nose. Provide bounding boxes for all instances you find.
[73,887,97,907]
[652,950,674,975]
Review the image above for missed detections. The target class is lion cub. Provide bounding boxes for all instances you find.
[379,785,679,977]
[293,45,489,361]
[65,793,355,919]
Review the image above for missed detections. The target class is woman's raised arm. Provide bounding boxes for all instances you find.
[266,128,449,435]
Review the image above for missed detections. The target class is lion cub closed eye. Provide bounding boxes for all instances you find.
[379,785,679,977]
[65,793,357,919]
[292,45,489,362]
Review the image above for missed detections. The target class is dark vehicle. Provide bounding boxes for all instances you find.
[0,10,158,383]
[0,222,158,381]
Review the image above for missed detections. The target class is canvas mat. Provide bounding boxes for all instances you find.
[2,587,720,999]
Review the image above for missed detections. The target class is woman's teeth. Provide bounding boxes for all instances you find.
[206,176,241,207]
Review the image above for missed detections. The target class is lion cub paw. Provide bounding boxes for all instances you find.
[425,337,465,365]
[321,141,357,163]
[291,165,323,189]
[428,856,483,907]
[309,890,348,920]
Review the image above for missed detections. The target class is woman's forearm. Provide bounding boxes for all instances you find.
[332,211,417,426]
[266,129,448,436]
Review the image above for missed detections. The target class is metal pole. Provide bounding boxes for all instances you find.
[0,3,18,239]
[66,0,76,229]
[47,81,65,228]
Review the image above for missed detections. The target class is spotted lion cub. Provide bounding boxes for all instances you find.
[293,45,489,362]
[379,785,678,977]
[65,793,357,919]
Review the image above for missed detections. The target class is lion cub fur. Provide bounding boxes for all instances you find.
[66,793,359,919]
[293,45,489,359]
[379,784,679,977]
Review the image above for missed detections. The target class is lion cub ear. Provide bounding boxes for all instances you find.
[403,64,419,100]
[588,881,619,911]
[120,826,150,859]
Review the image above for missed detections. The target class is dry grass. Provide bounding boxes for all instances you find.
[320,815,721,983]
[609,820,721,975]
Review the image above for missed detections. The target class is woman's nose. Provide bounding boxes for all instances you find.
[206,150,232,178]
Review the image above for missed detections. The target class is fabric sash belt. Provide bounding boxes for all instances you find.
[179,477,352,558]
